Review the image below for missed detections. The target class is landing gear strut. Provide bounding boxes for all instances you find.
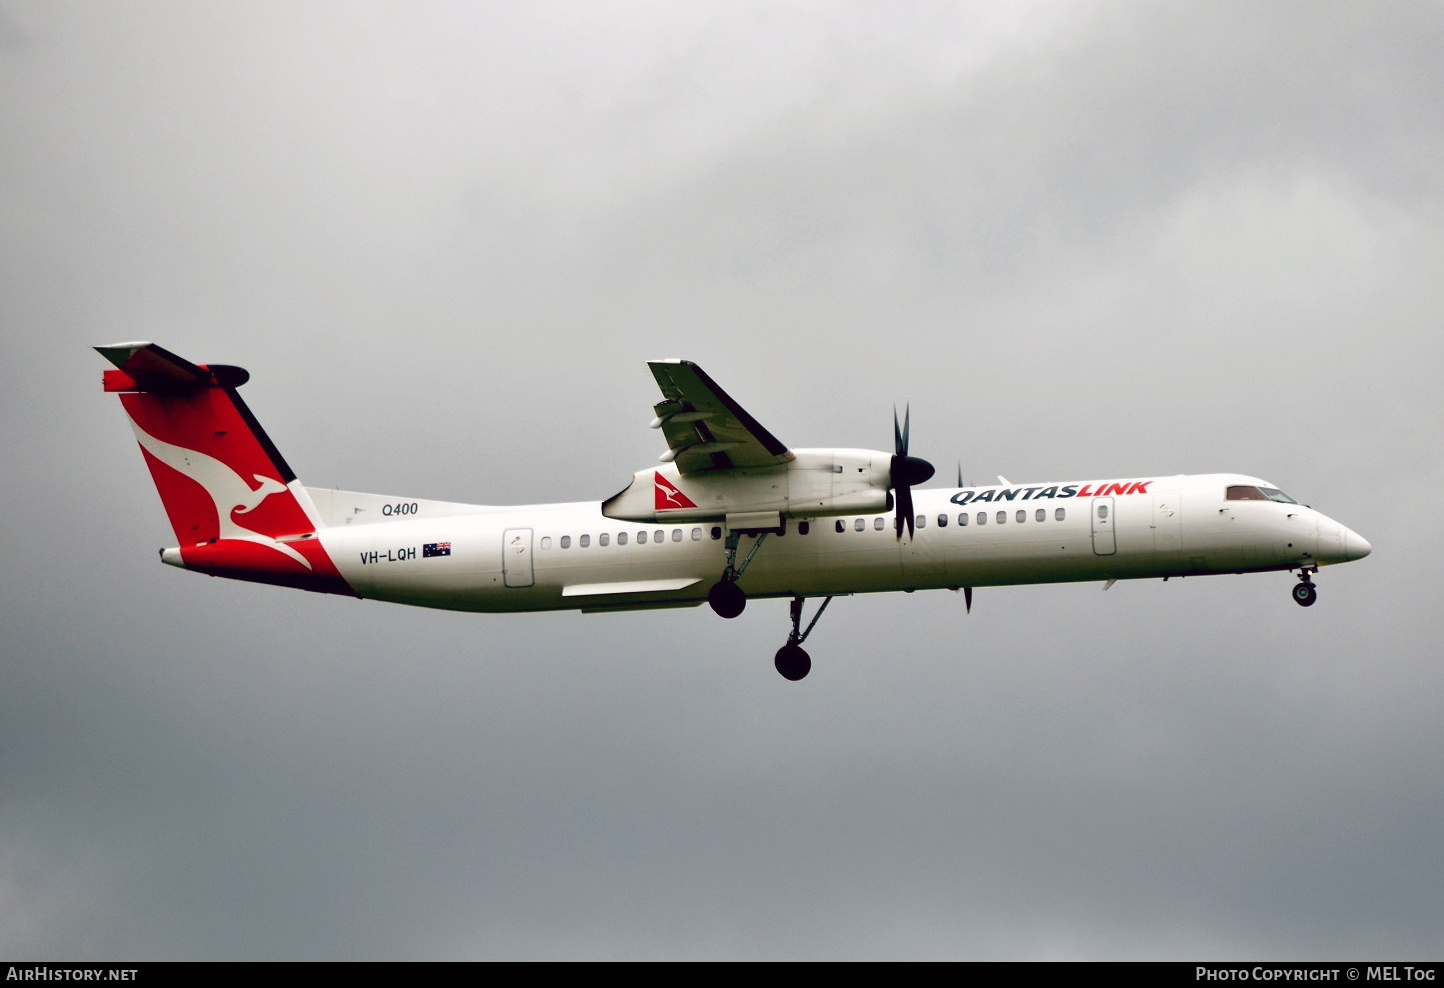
[707,530,769,619]
[1292,567,1318,607]
[774,595,834,681]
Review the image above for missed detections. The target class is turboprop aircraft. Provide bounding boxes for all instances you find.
[99,342,1372,681]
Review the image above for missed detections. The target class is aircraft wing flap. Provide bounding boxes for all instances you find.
[648,360,792,474]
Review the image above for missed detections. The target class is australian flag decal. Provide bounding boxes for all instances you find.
[423,542,451,558]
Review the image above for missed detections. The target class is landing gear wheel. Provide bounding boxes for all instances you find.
[708,580,747,619]
[774,643,811,681]
[1292,582,1317,607]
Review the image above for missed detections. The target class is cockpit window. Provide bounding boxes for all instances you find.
[1226,485,1298,503]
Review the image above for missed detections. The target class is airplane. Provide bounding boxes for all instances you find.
[98,342,1372,681]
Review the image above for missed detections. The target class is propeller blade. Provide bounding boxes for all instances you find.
[964,586,972,614]
[957,462,963,488]
[889,404,931,540]
[895,482,914,540]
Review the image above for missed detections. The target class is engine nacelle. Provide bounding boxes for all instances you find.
[601,448,892,524]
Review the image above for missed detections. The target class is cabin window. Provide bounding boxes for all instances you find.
[599,533,609,546]
[916,514,926,529]
[958,513,968,526]
[996,511,1006,525]
[1097,504,1109,519]
[937,513,948,528]
[691,527,702,541]
[617,531,628,546]
[711,526,722,540]
[1055,507,1065,521]
[560,535,571,549]
[637,531,647,544]
[579,534,590,548]
[654,529,664,543]
[976,512,986,525]
[1226,485,1267,501]
[1016,509,1026,524]
[1035,508,1046,522]
[799,521,810,535]
[836,520,845,533]
[874,517,885,531]
[855,518,866,532]
[541,536,552,549]
[671,529,682,542]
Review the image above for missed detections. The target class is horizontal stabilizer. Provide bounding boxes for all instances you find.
[97,341,250,392]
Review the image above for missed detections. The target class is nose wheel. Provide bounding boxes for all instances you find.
[1292,569,1318,607]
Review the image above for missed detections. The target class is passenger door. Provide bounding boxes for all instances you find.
[502,528,534,588]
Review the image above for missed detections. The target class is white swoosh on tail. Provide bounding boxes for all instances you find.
[129,424,312,569]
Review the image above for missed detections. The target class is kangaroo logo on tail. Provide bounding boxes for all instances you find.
[130,424,311,569]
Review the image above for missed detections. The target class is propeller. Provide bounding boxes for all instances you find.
[891,405,935,540]
[955,462,973,612]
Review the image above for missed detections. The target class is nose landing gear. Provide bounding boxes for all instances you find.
[1292,567,1318,607]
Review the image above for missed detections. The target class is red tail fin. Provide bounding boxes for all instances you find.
[99,343,353,596]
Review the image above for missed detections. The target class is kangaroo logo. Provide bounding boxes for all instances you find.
[654,471,698,511]
[130,423,311,569]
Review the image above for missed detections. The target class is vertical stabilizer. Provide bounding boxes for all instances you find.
[99,343,354,596]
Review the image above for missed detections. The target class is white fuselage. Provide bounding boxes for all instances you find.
[309,473,1370,613]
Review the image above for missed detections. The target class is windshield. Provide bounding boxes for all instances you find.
[1259,487,1297,504]
[1226,485,1298,504]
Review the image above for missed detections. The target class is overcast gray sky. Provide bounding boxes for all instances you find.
[2,0,1441,959]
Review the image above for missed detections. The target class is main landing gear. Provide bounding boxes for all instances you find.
[707,530,770,619]
[774,595,834,681]
[704,528,835,681]
[1292,567,1318,607]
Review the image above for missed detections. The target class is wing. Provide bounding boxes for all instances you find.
[648,360,793,474]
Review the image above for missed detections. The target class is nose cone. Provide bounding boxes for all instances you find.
[1314,516,1371,565]
[1345,528,1372,562]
